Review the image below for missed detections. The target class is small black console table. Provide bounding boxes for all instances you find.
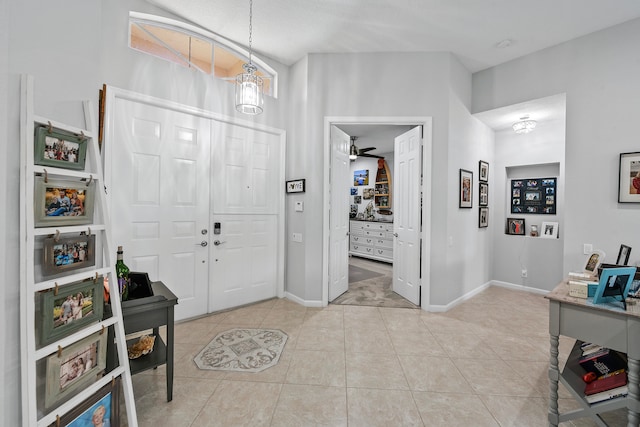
[106,281,178,402]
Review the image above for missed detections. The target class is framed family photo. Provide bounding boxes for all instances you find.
[34,125,88,171]
[354,169,369,186]
[479,160,489,182]
[34,176,95,228]
[48,377,120,427]
[479,182,488,207]
[42,233,96,277]
[459,169,473,208]
[45,330,107,409]
[506,218,525,235]
[540,221,559,239]
[618,152,640,203]
[478,207,489,228]
[39,277,104,347]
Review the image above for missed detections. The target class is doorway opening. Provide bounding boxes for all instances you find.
[322,116,433,310]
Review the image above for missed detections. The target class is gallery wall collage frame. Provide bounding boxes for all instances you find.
[478,161,489,228]
[511,177,557,214]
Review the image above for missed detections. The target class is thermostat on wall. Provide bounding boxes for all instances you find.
[295,201,304,212]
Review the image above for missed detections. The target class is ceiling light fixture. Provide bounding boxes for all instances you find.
[349,137,358,160]
[235,0,263,115]
[512,115,537,134]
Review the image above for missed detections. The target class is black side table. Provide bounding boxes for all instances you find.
[106,281,178,401]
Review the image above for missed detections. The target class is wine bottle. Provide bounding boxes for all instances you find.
[115,245,130,301]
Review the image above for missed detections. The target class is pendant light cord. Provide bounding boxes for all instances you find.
[248,0,253,66]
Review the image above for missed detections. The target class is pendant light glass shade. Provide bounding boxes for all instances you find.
[236,63,264,115]
[512,115,537,134]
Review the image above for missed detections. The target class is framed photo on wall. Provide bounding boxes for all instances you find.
[511,177,557,214]
[618,152,640,203]
[34,176,95,228]
[354,170,369,186]
[48,377,120,427]
[479,160,489,182]
[479,207,488,228]
[34,125,88,171]
[459,169,473,208]
[479,182,488,207]
[42,233,96,277]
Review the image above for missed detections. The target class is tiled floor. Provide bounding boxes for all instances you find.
[124,285,628,427]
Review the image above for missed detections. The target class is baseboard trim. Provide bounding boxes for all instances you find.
[490,280,550,295]
[284,291,324,308]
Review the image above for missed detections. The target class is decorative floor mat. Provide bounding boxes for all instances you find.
[349,265,384,283]
[194,328,288,373]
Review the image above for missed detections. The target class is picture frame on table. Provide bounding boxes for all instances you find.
[584,250,606,277]
[479,160,489,182]
[479,182,488,207]
[34,176,95,228]
[618,152,640,203]
[540,221,559,239]
[617,244,632,266]
[39,276,104,347]
[42,233,96,277]
[592,267,638,309]
[459,169,473,208]
[478,207,488,228]
[48,377,120,427]
[505,218,525,235]
[34,125,88,171]
[45,330,107,409]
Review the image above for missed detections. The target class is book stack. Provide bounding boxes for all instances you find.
[579,343,628,404]
[568,272,599,298]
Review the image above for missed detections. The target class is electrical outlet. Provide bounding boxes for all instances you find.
[583,243,593,255]
[521,269,528,278]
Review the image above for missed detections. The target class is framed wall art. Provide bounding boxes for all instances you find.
[540,221,559,239]
[45,330,107,409]
[479,160,489,182]
[479,207,488,228]
[354,169,369,186]
[48,377,120,427]
[34,176,95,228]
[285,179,305,193]
[511,177,556,214]
[459,169,473,208]
[39,276,104,347]
[618,152,640,203]
[617,244,632,265]
[479,182,488,207]
[42,233,96,277]
[34,125,88,171]
[506,218,525,235]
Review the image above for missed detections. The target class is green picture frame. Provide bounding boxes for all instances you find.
[34,125,88,171]
[40,276,104,347]
[34,176,95,228]
[45,330,107,410]
[42,233,96,277]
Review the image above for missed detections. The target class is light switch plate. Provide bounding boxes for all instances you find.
[295,201,304,212]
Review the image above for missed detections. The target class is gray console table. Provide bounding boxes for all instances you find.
[547,280,640,426]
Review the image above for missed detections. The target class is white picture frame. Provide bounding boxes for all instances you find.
[540,221,559,239]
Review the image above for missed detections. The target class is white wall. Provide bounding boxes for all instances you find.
[1,0,9,422]
[473,18,640,276]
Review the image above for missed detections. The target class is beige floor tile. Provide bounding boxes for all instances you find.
[412,391,500,427]
[270,384,348,427]
[390,330,448,356]
[433,332,501,360]
[489,333,550,362]
[173,322,220,345]
[344,327,395,354]
[346,352,409,389]
[343,306,386,329]
[303,310,344,329]
[260,309,306,329]
[285,350,346,387]
[190,380,282,427]
[346,388,423,427]
[453,357,541,397]
[295,326,345,352]
[398,355,474,393]
[480,395,549,427]
[218,307,272,326]
[222,348,293,383]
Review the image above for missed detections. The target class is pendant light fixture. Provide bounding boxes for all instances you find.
[235,0,264,115]
[512,115,537,134]
[349,136,359,160]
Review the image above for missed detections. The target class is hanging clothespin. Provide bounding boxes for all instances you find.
[54,282,59,296]
[87,227,91,236]
[79,130,86,141]
[54,229,60,242]
[57,345,63,357]
[111,376,116,387]
[86,174,93,187]
[94,272,99,283]
[56,415,60,427]
[44,168,49,183]
[47,121,53,134]
[100,325,105,335]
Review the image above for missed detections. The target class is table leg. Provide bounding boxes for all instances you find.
[166,307,174,402]
[549,334,560,427]
[627,357,640,427]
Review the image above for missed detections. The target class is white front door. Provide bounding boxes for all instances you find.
[328,126,351,301]
[209,121,282,311]
[393,126,422,305]
[109,97,211,320]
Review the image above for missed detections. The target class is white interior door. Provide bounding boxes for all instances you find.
[329,125,351,301]
[109,98,211,320]
[393,126,422,305]
[210,121,282,311]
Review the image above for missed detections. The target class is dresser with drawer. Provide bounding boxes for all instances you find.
[349,220,394,263]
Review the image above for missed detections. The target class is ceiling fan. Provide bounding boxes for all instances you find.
[349,136,382,160]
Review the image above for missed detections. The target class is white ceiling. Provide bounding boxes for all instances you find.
[146,0,640,73]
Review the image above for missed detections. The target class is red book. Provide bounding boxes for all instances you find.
[584,371,627,396]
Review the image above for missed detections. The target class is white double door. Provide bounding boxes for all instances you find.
[108,95,281,320]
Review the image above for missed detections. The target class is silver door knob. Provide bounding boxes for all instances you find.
[393,233,398,237]
[213,240,225,246]
[196,241,208,247]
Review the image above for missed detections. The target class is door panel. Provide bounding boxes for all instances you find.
[110,98,211,320]
[329,126,351,301]
[393,126,422,305]
[210,121,282,311]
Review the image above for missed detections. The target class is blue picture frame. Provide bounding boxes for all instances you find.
[593,267,638,308]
